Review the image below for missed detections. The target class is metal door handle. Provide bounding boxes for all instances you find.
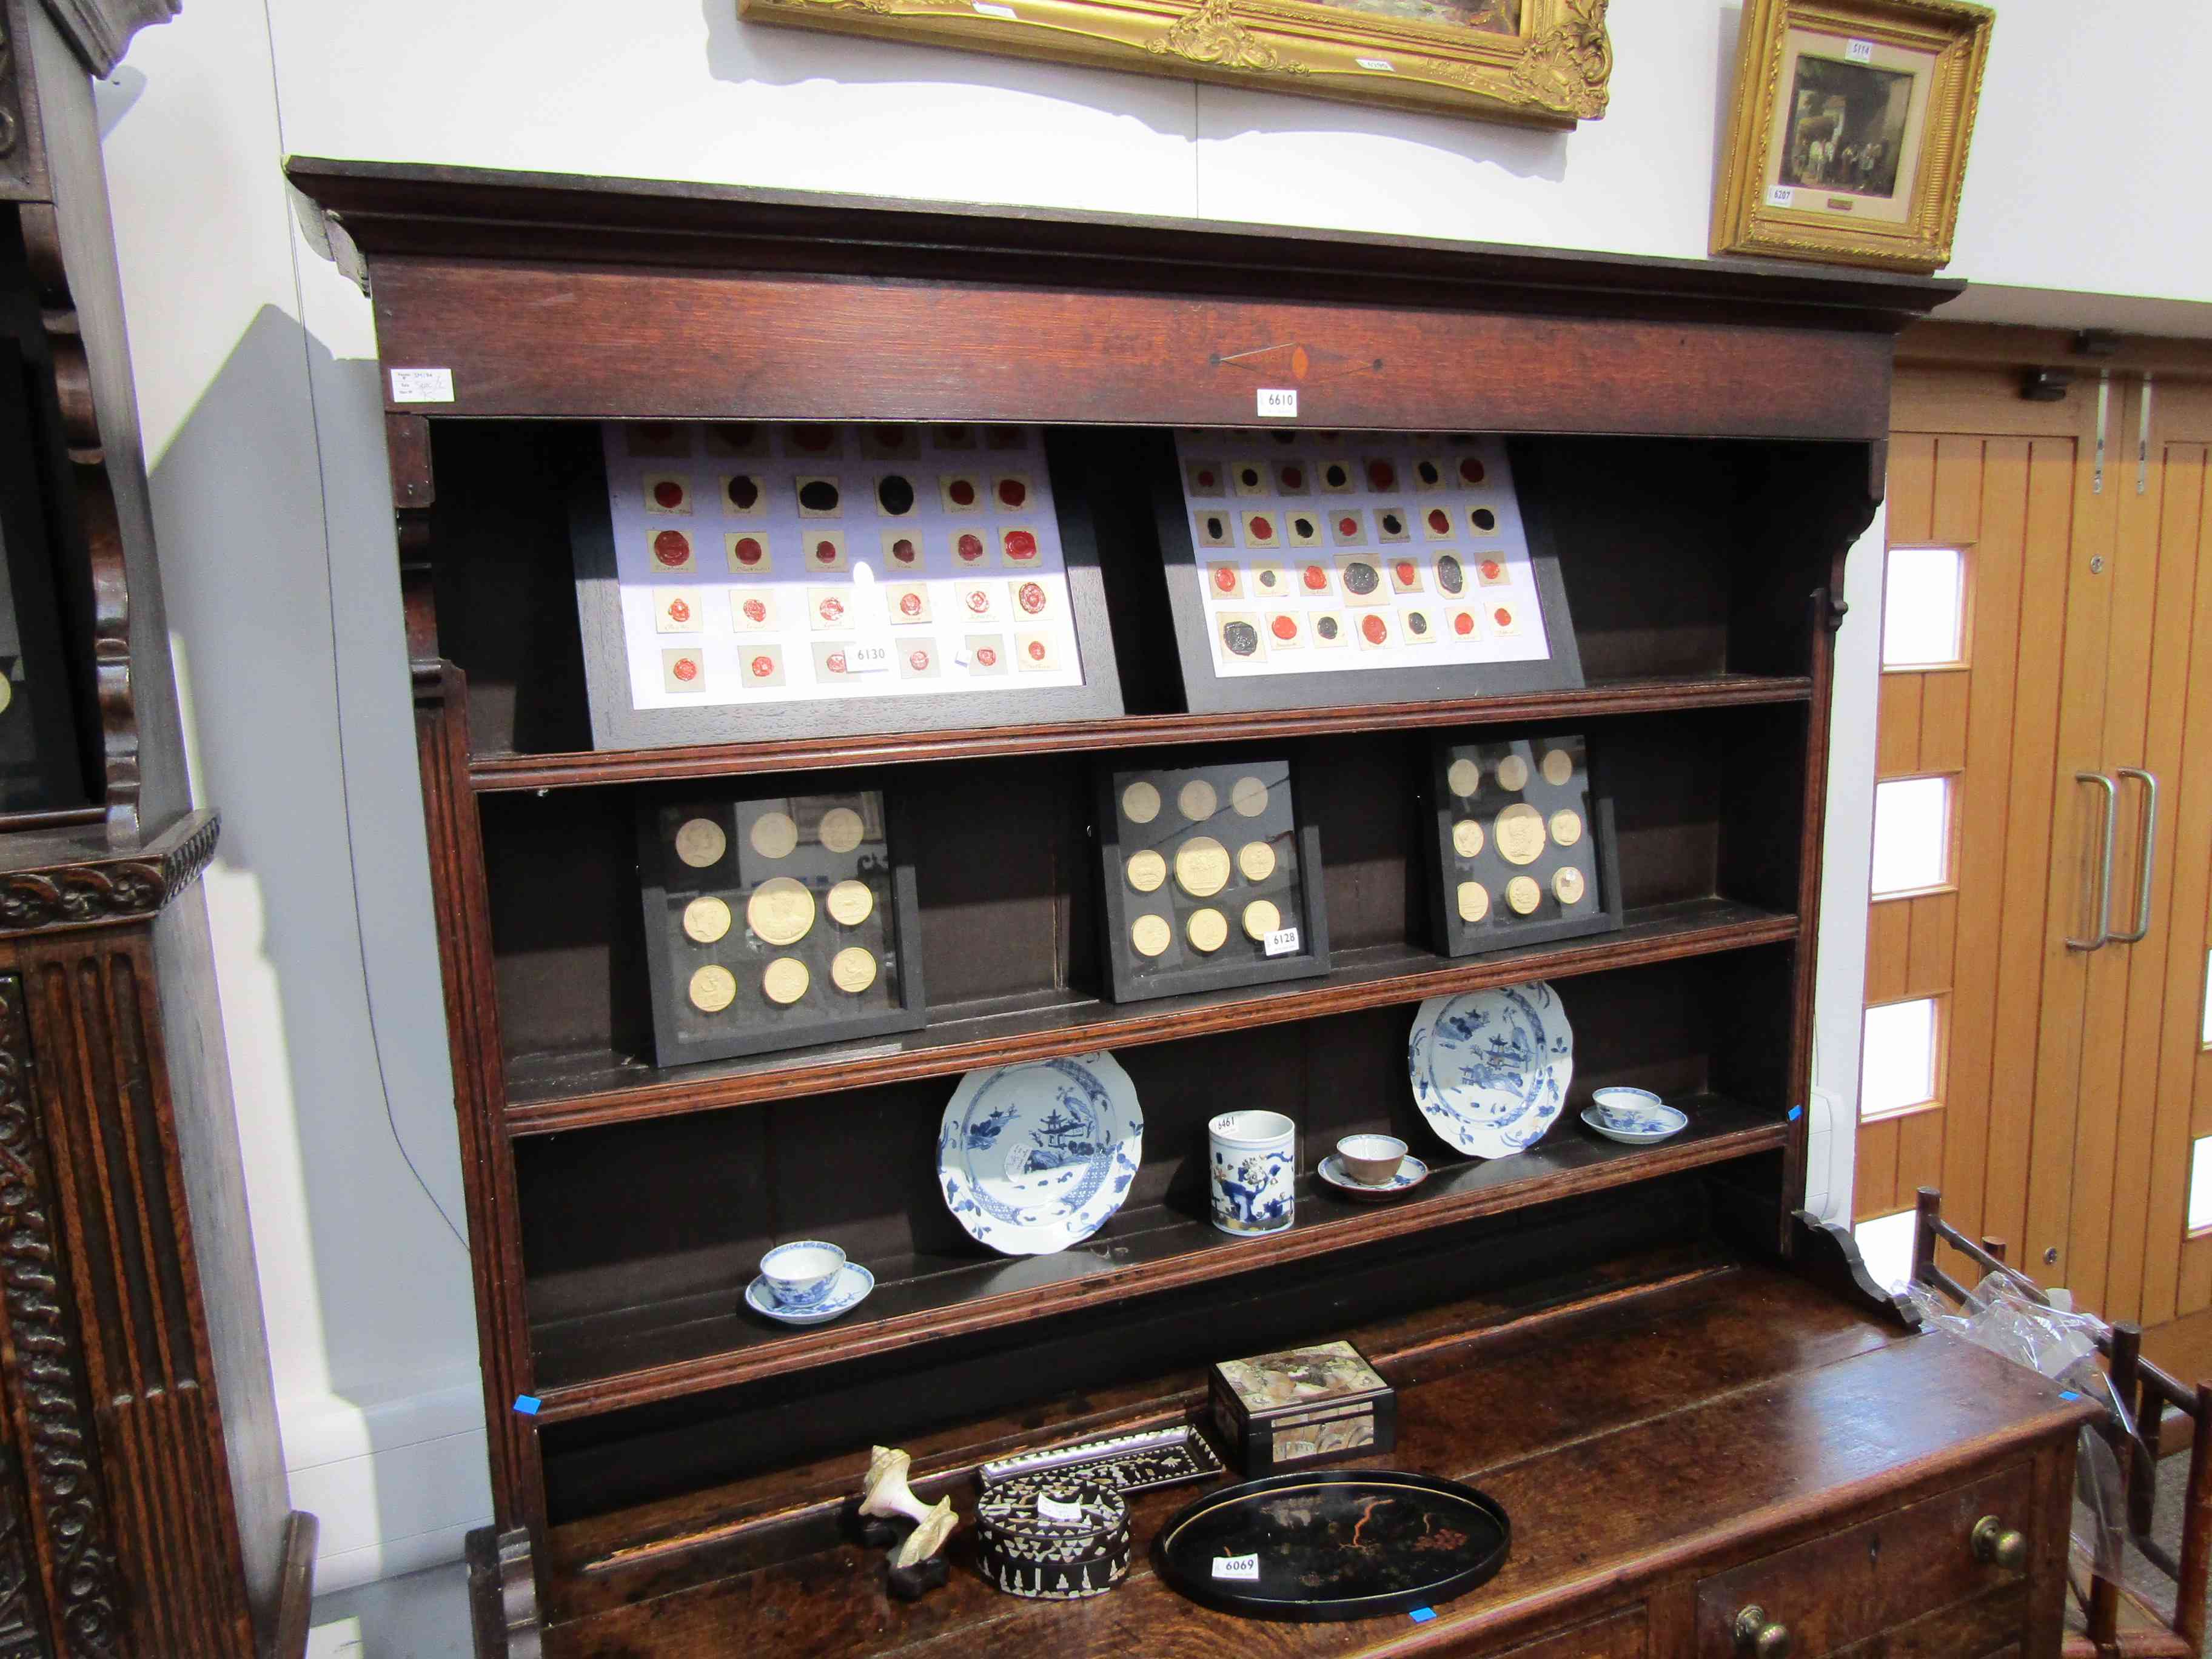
[2110,768,2159,944]
[2066,772,2118,951]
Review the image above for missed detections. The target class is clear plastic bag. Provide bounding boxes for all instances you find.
[1899,1272,2131,1578]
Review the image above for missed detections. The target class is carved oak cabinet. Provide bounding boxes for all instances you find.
[289,158,2095,1658]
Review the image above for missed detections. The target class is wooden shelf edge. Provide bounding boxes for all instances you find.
[505,903,1800,1134]
[529,1113,1787,1423]
[468,675,1813,791]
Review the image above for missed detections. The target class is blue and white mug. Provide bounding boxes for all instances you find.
[1209,1110,1296,1238]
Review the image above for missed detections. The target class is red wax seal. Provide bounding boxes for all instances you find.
[1459,457,1486,485]
[727,476,759,509]
[1302,565,1328,591]
[909,649,930,671]
[667,598,691,623]
[1271,615,1297,641]
[819,596,844,622]
[1426,508,1450,534]
[1017,581,1047,614]
[1004,529,1039,561]
[977,646,999,666]
[1027,639,1047,662]
[1248,515,1275,542]
[900,592,923,617]
[1366,460,1396,491]
[652,480,685,509]
[957,532,985,562]
[1281,466,1304,489]
[826,651,847,674]
[1195,468,1216,488]
[1480,559,1504,581]
[949,478,977,507]
[1453,612,1475,635]
[750,654,773,679]
[891,538,917,563]
[791,424,835,452]
[733,536,763,565]
[672,656,699,682]
[965,588,990,614]
[1494,606,1513,627]
[1361,614,1387,644]
[1213,568,1237,594]
[653,531,691,567]
[743,598,767,622]
[1338,516,1359,537]
[1394,560,1416,585]
[814,539,839,564]
[997,478,1028,508]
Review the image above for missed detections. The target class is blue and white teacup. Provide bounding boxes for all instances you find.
[759,1240,846,1310]
[1588,1087,1671,1135]
[1210,1110,1296,1238]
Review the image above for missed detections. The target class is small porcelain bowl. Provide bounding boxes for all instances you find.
[1335,1134,1409,1185]
[759,1240,846,1310]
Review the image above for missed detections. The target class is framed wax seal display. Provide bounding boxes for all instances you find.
[572,421,1125,749]
[636,788,926,1065]
[1425,733,1621,957]
[1207,1340,1396,1476]
[1148,432,1583,714]
[1094,756,1330,1004]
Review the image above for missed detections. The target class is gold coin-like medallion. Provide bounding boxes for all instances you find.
[830,947,879,994]
[1242,898,1282,941]
[1494,802,1546,865]
[1456,881,1490,923]
[748,811,798,859]
[675,816,728,868]
[682,896,732,943]
[1506,875,1542,915]
[1541,748,1575,787]
[1553,866,1587,905]
[1237,840,1277,883]
[825,879,874,926]
[1186,907,1229,953]
[817,805,865,853]
[1174,836,1232,898]
[746,876,816,945]
[1446,757,1480,798]
[1125,850,1167,893]
[1451,819,1484,859]
[1122,780,1162,824]
[1550,809,1584,847]
[1495,753,1530,793]
[688,963,737,1013]
[762,956,811,1005]
[1229,775,1270,817]
[1131,914,1172,957]
[1178,778,1219,822]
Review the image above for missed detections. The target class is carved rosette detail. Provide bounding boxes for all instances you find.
[0,814,219,937]
[0,980,121,1658]
[1147,0,1308,75]
[1510,0,1609,118]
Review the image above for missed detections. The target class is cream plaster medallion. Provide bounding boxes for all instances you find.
[1237,840,1278,883]
[1178,779,1219,822]
[1452,819,1484,859]
[1131,914,1172,957]
[1175,836,1232,898]
[1186,907,1229,953]
[826,879,874,926]
[747,811,797,860]
[1553,866,1587,905]
[831,947,879,994]
[762,956,811,1005]
[675,816,728,868]
[1122,780,1162,824]
[1541,748,1574,787]
[1550,809,1584,848]
[1456,880,1490,923]
[688,963,737,1013]
[1495,753,1530,793]
[682,896,732,944]
[1446,757,1480,798]
[746,876,816,945]
[818,805,865,853]
[1506,875,1542,915]
[1243,898,1282,941]
[1494,802,1546,865]
[1230,775,1271,817]
[1126,850,1168,893]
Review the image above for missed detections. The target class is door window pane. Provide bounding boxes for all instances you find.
[2203,950,2211,1047]
[2191,1138,2212,1233]
[1883,546,1965,667]
[1871,776,1952,896]
[1863,998,1939,1118]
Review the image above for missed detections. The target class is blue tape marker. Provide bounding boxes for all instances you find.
[1788,1105,1803,1122]
[2060,1390,2083,1401]
[513,1395,541,1416]
[1409,1608,1436,1623]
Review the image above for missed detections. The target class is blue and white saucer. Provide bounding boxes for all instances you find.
[745,1262,875,1326]
[1580,1089,1687,1145]
[1317,1153,1429,1202]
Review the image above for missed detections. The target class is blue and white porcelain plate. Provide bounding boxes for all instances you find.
[1580,1091,1687,1145]
[939,1053,1144,1255]
[1407,981,1573,1159]
[744,1262,876,1326]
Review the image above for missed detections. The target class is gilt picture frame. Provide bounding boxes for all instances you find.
[735,0,1610,128]
[1712,0,1992,272]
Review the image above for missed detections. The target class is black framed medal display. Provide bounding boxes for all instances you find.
[1093,755,1330,1004]
[1424,732,1621,957]
[1147,432,1583,715]
[636,786,927,1065]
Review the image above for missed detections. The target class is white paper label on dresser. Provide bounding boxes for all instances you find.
[1355,56,1394,71]
[844,641,893,675]
[1264,926,1301,957]
[1212,1553,1261,1581]
[389,367,455,404]
[1845,36,1875,62]
[1766,184,1795,209]
[1256,388,1299,419]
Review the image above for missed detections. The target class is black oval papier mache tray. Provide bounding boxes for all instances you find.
[1154,1470,1510,1621]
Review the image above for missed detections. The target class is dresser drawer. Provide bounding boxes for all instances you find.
[1467,1606,1644,1658]
[1694,1464,2035,1655]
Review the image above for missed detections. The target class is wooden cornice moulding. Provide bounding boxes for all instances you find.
[0,808,217,936]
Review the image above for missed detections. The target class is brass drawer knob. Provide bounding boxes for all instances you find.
[1733,1604,1792,1657]
[1972,1514,2028,1571]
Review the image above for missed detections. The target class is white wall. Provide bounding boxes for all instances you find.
[89,0,2212,1589]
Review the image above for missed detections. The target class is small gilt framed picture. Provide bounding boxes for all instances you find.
[1712,0,1994,272]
